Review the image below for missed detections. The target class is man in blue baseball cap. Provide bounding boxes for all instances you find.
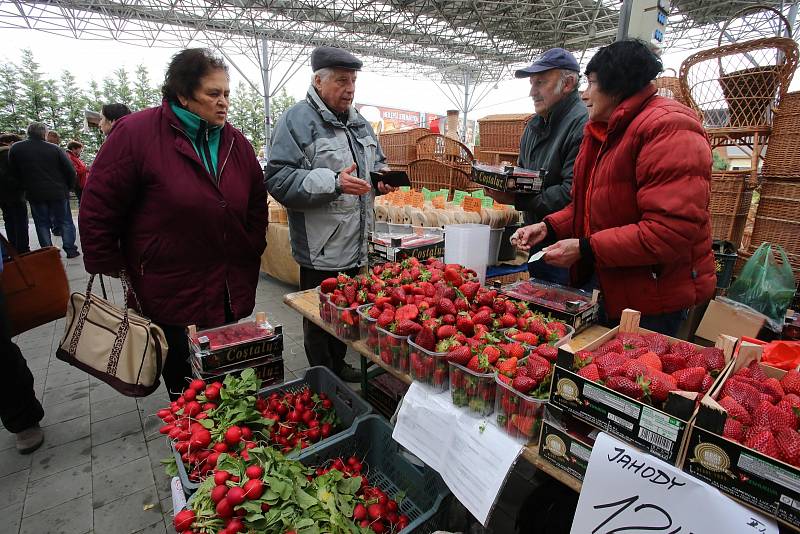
[487,48,588,285]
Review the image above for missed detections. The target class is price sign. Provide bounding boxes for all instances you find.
[399,186,411,192]
[432,196,446,209]
[572,433,777,534]
[481,197,494,208]
[452,190,468,205]
[462,196,482,213]
[471,189,485,199]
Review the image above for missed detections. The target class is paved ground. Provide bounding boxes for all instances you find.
[0,216,357,534]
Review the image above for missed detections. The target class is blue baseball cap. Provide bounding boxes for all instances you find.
[515,48,580,78]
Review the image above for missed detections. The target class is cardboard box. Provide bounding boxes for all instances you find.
[191,353,284,387]
[470,163,543,192]
[537,405,598,483]
[368,233,444,264]
[189,321,284,373]
[695,298,766,342]
[549,309,737,464]
[683,342,800,530]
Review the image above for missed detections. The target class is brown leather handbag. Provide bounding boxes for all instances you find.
[0,234,69,336]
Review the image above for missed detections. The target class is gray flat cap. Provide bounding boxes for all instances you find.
[311,46,362,71]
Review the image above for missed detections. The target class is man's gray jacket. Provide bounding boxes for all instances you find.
[515,90,588,224]
[266,86,388,271]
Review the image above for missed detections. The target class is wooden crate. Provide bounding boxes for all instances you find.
[477,113,532,151]
[378,127,429,165]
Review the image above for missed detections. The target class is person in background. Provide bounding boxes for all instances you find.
[513,40,715,336]
[0,243,45,454]
[98,103,132,136]
[266,46,394,382]
[46,130,61,146]
[485,48,588,285]
[66,141,88,203]
[0,133,29,255]
[8,122,79,258]
[46,130,63,236]
[80,49,267,399]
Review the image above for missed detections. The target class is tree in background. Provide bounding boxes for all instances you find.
[132,65,161,111]
[17,49,47,124]
[60,71,89,143]
[42,78,65,137]
[0,64,24,134]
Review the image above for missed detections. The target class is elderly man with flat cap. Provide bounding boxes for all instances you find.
[488,48,588,285]
[266,46,393,382]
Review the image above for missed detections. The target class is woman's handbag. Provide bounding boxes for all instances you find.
[56,271,168,397]
[0,234,69,336]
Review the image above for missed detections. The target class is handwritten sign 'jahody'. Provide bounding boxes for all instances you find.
[571,433,777,534]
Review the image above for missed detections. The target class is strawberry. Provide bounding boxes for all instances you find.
[377,309,394,328]
[686,353,708,370]
[435,337,459,353]
[744,428,781,459]
[721,379,762,414]
[672,367,706,392]
[782,370,800,396]
[482,345,501,365]
[395,320,421,336]
[526,319,549,339]
[784,394,800,409]
[536,345,558,363]
[776,428,800,466]
[443,266,463,286]
[395,304,419,322]
[492,298,508,315]
[718,395,753,425]
[512,376,536,394]
[526,355,551,384]
[467,354,490,373]
[773,402,799,433]
[752,400,778,428]
[746,361,769,383]
[500,314,517,328]
[368,306,382,319]
[447,345,472,365]
[436,298,457,316]
[343,284,357,305]
[723,417,745,443]
[414,327,436,351]
[700,374,714,393]
[644,333,670,355]
[594,353,627,380]
[761,378,785,403]
[623,360,650,381]
[660,353,687,374]
[459,281,480,301]
[670,341,698,358]
[436,324,457,340]
[598,339,624,355]
[511,414,537,437]
[320,277,338,294]
[577,363,600,382]
[456,314,474,336]
[502,343,527,360]
[548,321,568,338]
[606,376,644,400]
[512,332,539,346]
[700,347,726,373]
[636,352,662,372]
[472,310,492,325]
[496,357,519,378]
[497,374,512,385]
[516,366,530,378]
[644,372,677,403]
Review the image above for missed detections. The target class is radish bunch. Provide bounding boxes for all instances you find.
[256,387,337,454]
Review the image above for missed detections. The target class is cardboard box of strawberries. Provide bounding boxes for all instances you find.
[498,278,600,333]
[549,309,737,464]
[684,341,800,529]
[537,405,598,483]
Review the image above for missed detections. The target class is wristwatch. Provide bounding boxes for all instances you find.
[334,172,342,194]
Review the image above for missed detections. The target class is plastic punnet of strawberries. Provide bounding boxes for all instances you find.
[176,447,411,534]
[573,333,725,407]
[717,362,800,467]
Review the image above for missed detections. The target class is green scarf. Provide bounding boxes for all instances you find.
[170,101,223,178]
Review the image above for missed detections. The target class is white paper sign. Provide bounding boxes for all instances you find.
[572,433,778,534]
[392,382,523,524]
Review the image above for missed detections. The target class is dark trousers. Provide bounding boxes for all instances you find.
[300,265,360,373]
[0,200,30,254]
[0,290,44,433]
[29,199,78,254]
[528,258,570,286]
[158,296,235,401]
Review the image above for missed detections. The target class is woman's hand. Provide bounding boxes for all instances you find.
[543,239,581,268]
[510,223,547,251]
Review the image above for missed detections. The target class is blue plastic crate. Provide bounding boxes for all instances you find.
[299,415,450,533]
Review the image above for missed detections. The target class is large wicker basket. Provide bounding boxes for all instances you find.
[748,179,800,256]
[378,127,430,165]
[719,66,780,129]
[654,69,689,107]
[415,134,473,173]
[477,114,532,151]
[407,159,476,192]
[709,170,753,248]
[762,91,800,178]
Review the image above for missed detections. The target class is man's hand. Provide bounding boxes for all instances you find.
[376,181,397,194]
[483,188,515,205]
[543,238,581,268]
[338,163,372,195]
[510,222,548,251]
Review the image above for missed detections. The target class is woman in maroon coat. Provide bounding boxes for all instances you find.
[79,49,268,398]
[514,40,715,336]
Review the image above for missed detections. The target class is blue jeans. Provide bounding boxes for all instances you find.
[0,200,30,254]
[29,199,78,255]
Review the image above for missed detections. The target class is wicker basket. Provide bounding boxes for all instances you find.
[762,92,800,178]
[477,114,532,151]
[268,198,288,224]
[654,69,689,107]
[750,215,800,256]
[756,179,800,220]
[719,66,780,129]
[415,134,473,173]
[472,145,489,163]
[709,170,753,247]
[378,127,430,165]
[408,158,476,192]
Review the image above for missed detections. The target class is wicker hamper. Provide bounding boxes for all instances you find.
[415,134,473,173]
[378,127,430,165]
[748,178,800,258]
[763,92,800,178]
[477,114,532,151]
[709,170,753,248]
[408,158,476,192]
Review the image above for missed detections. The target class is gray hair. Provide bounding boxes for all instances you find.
[27,122,47,140]
[555,69,580,94]
[312,68,335,85]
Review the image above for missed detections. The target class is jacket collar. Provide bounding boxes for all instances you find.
[530,90,581,133]
[306,85,364,128]
[605,83,658,136]
[168,101,223,140]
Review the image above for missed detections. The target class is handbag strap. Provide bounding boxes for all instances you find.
[0,232,34,288]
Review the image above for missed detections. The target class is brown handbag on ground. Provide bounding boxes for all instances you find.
[0,234,69,337]
[56,271,169,397]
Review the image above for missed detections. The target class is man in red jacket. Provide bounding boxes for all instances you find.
[514,40,715,336]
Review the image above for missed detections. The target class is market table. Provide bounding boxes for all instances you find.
[283,288,606,493]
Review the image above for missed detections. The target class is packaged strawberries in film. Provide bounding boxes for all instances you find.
[497,278,600,333]
[189,312,283,373]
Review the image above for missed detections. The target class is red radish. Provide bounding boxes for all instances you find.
[371,522,386,533]
[367,503,385,520]
[183,401,201,418]
[211,484,228,503]
[245,465,263,479]
[183,388,196,401]
[172,509,195,531]
[353,503,367,520]
[225,426,243,446]
[213,470,231,485]
[189,378,205,391]
[321,423,332,438]
[261,502,271,512]
[227,518,244,533]
[157,408,171,419]
[204,386,220,400]
[202,402,217,411]
[243,478,264,499]
[216,497,234,518]
[387,500,398,513]
[213,443,228,453]
[189,429,211,449]
[241,426,253,440]
[226,486,246,506]
[159,424,174,435]
[207,452,219,467]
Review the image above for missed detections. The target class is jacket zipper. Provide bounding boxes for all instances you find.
[170,123,225,189]
[342,127,367,266]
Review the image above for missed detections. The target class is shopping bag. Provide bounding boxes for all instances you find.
[727,243,796,328]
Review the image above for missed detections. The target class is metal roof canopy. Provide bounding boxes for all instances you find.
[0,0,794,144]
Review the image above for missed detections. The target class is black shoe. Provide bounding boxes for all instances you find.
[66,250,81,259]
[52,228,62,236]
[336,364,362,383]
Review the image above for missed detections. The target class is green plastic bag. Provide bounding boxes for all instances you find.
[727,243,796,327]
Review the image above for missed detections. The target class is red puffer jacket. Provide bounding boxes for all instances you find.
[79,101,267,327]
[545,84,716,319]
